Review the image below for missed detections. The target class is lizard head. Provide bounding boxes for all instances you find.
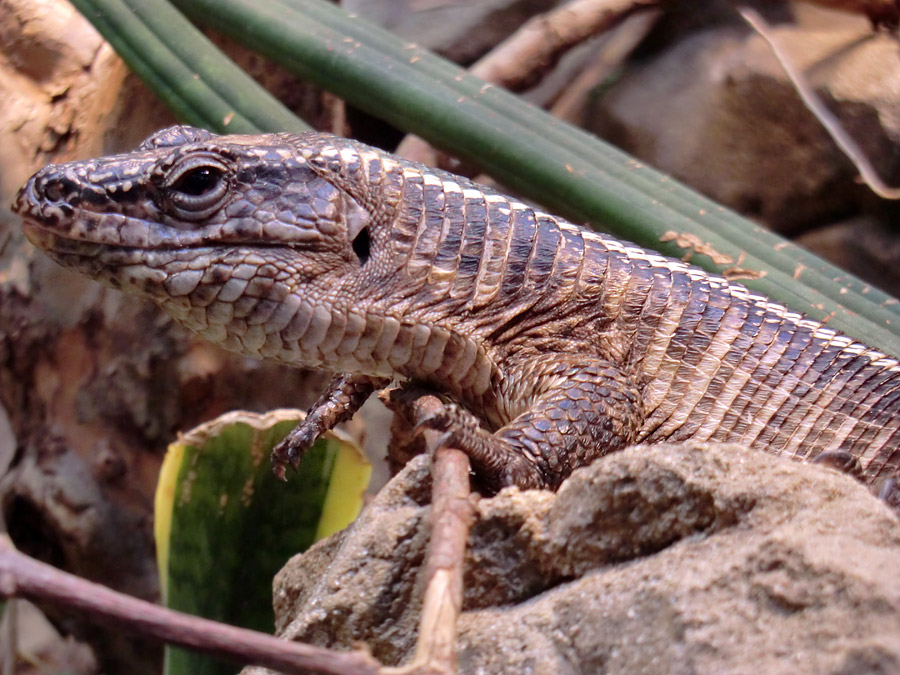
[13,125,388,363]
[15,125,373,293]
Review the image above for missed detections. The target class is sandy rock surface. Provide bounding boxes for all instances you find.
[247,442,900,674]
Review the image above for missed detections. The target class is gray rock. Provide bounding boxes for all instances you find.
[247,442,900,674]
[796,215,900,300]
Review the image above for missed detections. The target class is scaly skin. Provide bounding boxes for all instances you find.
[14,126,900,501]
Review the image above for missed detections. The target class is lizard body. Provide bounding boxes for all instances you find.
[14,126,900,501]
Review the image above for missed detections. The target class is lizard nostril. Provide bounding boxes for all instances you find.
[42,179,68,203]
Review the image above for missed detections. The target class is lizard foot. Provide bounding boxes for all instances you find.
[271,373,385,482]
[271,420,321,481]
[811,450,864,478]
[413,402,546,492]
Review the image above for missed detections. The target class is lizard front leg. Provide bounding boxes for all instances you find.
[272,372,389,479]
[411,358,643,492]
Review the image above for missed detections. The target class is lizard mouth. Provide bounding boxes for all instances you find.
[21,218,199,271]
[19,217,100,261]
[15,178,130,256]
[21,218,53,248]
[19,218,165,289]
[20,207,196,262]
[21,219,75,252]
[20,217,135,260]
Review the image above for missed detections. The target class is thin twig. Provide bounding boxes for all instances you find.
[0,536,380,675]
[381,393,476,675]
[470,0,660,92]
[397,0,662,164]
[550,10,661,124]
[739,6,900,200]
[324,91,347,138]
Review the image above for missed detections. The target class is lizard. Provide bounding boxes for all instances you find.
[13,125,900,504]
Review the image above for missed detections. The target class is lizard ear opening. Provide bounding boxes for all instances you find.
[341,193,372,263]
[352,226,371,264]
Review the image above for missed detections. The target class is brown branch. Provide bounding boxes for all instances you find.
[397,0,662,164]
[549,9,661,124]
[471,0,660,92]
[739,6,900,200]
[0,536,380,675]
[413,446,473,671]
[381,393,476,675]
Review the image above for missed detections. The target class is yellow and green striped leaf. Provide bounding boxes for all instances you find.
[154,409,370,675]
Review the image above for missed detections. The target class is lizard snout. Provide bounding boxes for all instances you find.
[14,165,79,217]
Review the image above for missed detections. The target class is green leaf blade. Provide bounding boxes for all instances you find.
[155,409,370,675]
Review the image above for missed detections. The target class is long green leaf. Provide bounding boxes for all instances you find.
[169,0,900,355]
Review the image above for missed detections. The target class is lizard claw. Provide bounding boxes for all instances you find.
[412,408,454,435]
[272,458,290,482]
[811,450,864,478]
[271,420,319,481]
[411,404,472,453]
[271,438,299,481]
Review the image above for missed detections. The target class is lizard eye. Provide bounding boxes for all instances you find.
[171,166,222,197]
[162,156,230,219]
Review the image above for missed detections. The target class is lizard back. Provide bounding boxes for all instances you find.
[14,125,900,498]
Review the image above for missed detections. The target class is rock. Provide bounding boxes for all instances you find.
[586,7,900,234]
[246,443,900,674]
[795,215,900,299]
